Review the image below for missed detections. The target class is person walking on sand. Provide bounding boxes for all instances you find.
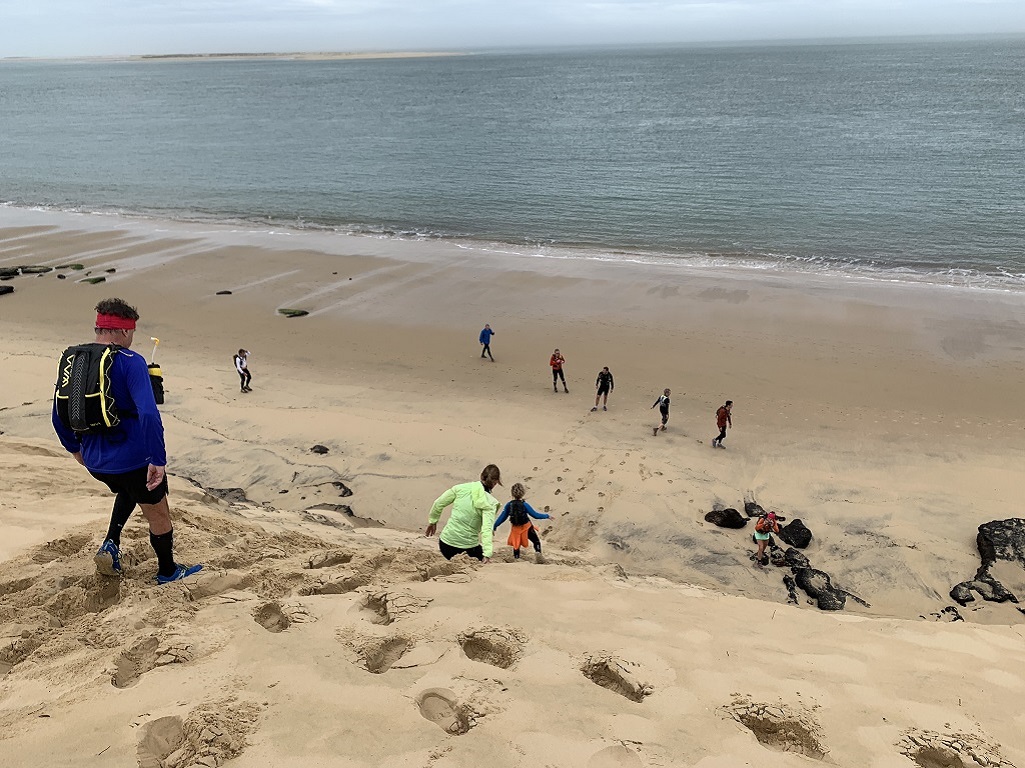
[753,511,780,567]
[234,348,252,393]
[712,400,733,449]
[425,465,502,563]
[651,388,671,435]
[479,324,495,362]
[591,367,614,412]
[550,349,568,393]
[494,483,552,563]
[52,298,203,584]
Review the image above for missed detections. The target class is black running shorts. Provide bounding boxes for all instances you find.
[89,465,169,505]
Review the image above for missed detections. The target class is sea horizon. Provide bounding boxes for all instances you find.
[3,37,1023,291]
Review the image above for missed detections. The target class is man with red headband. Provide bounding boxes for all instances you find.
[51,298,202,584]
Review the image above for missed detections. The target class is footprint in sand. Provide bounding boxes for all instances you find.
[723,696,828,760]
[417,688,471,735]
[581,654,653,703]
[897,728,1007,768]
[587,745,644,768]
[304,550,354,569]
[458,626,525,669]
[136,716,184,768]
[253,601,291,633]
[362,636,412,674]
[361,590,432,626]
[112,637,161,688]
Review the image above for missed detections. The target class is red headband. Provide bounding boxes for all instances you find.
[96,313,137,330]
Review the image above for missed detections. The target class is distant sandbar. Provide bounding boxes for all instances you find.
[2,51,468,64]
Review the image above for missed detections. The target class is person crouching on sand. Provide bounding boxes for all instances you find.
[494,483,551,563]
[425,465,502,563]
[753,511,780,567]
[651,388,670,436]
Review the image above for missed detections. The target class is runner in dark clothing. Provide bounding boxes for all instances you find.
[651,388,671,436]
[712,400,733,448]
[591,367,614,411]
[550,349,568,393]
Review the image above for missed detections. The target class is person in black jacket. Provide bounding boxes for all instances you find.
[591,367,614,412]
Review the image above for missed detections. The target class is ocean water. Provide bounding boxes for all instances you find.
[2,38,1024,288]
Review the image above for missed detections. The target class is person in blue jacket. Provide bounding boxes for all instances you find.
[52,298,202,584]
[479,323,495,361]
[494,483,551,563]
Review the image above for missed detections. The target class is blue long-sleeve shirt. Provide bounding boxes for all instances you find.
[479,327,494,344]
[494,500,550,530]
[52,347,167,473]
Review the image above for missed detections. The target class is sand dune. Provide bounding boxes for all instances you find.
[2,210,1024,766]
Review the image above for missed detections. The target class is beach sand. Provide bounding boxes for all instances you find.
[2,209,1024,767]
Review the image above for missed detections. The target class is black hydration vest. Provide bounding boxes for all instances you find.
[508,499,530,526]
[54,343,124,434]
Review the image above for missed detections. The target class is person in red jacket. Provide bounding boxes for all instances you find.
[712,400,733,449]
[550,349,568,393]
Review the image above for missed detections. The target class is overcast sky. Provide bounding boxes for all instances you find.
[2,0,1023,58]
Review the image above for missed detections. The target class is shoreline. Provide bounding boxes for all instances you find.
[2,204,1023,293]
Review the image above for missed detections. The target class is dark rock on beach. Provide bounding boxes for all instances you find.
[56,274,66,279]
[704,507,748,529]
[21,265,53,274]
[216,290,232,295]
[794,568,846,611]
[82,277,106,285]
[950,518,1025,606]
[310,444,329,455]
[278,308,309,318]
[0,286,14,297]
[783,548,810,569]
[778,519,812,549]
[0,267,19,278]
[744,500,768,518]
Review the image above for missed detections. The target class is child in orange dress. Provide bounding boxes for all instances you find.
[494,483,552,563]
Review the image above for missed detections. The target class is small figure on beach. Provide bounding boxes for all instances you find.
[753,511,780,567]
[591,367,614,412]
[479,323,495,362]
[234,348,252,393]
[494,483,551,563]
[712,400,733,448]
[550,349,568,393]
[651,388,671,435]
[425,464,502,563]
[51,298,202,584]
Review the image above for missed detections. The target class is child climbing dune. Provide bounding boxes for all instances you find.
[494,483,551,563]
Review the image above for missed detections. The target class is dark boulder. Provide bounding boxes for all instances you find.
[783,574,799,604]
[704,507,748,529]
[0,267,19,278]
[278,308,309,318]
[784,548,810,569]
[310,444,329,455]
[778,519,812,549]
[949,518,1025,606]
[216,290,232,295]
[794,568,846,611]
[20,265,53,274]
[744,500,768,518]
[0,286,14,297]
[977,518,1025,569]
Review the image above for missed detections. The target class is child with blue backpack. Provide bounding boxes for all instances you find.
[494,483,551,563]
